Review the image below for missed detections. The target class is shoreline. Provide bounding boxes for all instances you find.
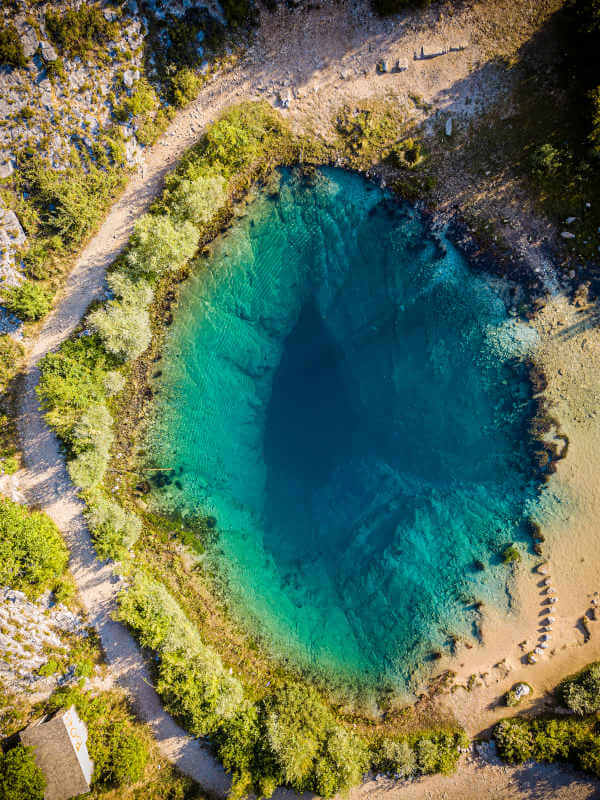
[11,0,600,796]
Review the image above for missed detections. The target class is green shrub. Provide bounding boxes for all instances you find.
[85,495,142,560]
[157,648,244,735]
[87,274,153,362]
[38,658,61,677]
[0,25,27,68]
[0,335,23,394]
[169,171,228,226]
[125,215,199,279]
[64,402,114,489]
[1,281,53,321]
[170,68,203,108]
[530,143,563,177]
[114,80,159,122]
[371,737,417,777]
[118,572,244,735]
[0,497,68,597]
[38,335,114,446]
[413,731,467,775]
[102,370,126,397]
[45,57,66,84]
[18,156,125,246]
[501,543,521,564]
[202,103,289,176]
[45,6,118,59]
[494,718,535,763]
[0,745,45,800]
[557,661,600,714]
[53,573,77,605]
[258,683,368,796]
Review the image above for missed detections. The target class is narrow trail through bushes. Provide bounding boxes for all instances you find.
[16,63,253,797]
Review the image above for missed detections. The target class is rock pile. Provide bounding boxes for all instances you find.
[0,586,86,694]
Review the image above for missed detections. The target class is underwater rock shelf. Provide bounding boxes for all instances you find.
[148,167,541,692]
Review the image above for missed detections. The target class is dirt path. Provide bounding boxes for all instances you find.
[14,2,596,798]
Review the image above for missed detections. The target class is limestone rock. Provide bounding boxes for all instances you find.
[17,21,38,59]
[123,68,140,89]
[39,41,58,62]
[445,118,453,137]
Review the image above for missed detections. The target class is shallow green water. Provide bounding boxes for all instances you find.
[148,168,541,692]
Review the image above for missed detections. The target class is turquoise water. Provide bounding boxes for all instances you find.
[148,168,541,693]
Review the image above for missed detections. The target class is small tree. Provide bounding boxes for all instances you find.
[170,172,228,226]
[126,215,198,279]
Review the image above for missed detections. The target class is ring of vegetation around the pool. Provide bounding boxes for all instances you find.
[147,167,541,693]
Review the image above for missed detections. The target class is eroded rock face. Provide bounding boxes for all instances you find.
[0,586,87,694]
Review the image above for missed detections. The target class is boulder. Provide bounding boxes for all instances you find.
[39,41,58,62]
[561,231,576,239]
[376,59,390,74]
[123,68,140,89]
[0,159,15,180]
[445,118,453,137]
[277,88,292,109]
[17,23,38,59]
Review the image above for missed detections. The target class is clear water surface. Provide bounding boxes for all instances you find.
[147,168,541,692]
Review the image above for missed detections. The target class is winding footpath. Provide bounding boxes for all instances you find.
[16,63,257,796]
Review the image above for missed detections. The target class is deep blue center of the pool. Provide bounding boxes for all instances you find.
[148,168,538,691]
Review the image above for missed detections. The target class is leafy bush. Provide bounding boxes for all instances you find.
[530,143,563,177]
[0,497,68,597]
[118,572,243,734]
[38,335,114,446]
[125,215,199,279]
[18,156,125,246]
[45,6,118,58]
[214,683,368,798]
[87,273,153,361]
[414,731,467,775]
[501,543,521,564]
[170,68,203,108]
[1,281,53,321]
[0,25,26,69]
[0,335,23,394]
[371,737,417,777]
[85,495,142,560]
[65,402,113,489]
[114,80,159,122]
[557,662,600,715]
[495,710,600,780]
[202,103,290,175]
[494,718,535,763]
[169,171,228,225]
[0,745,45,800]
[102,370,126,396]
[157,648,244,735]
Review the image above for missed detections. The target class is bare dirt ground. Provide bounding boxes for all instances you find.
[14,0,600,797]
